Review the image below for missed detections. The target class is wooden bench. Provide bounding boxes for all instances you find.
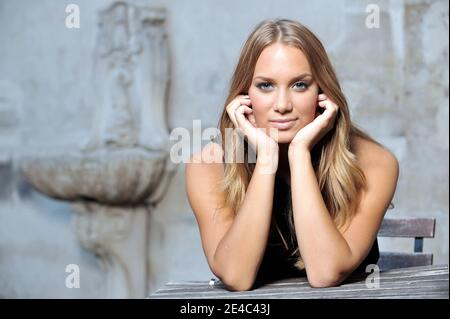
[150,264,449,299]
[377,217,436,271]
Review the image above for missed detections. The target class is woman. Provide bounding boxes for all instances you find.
[185,19,399,291]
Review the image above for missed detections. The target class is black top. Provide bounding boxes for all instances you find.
[255,174,379,282]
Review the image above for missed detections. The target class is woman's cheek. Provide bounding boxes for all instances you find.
[294,96,317,118]
[248,95,269,126]
[252,108,266,127]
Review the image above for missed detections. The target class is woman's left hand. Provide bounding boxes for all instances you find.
[289,94,339,154]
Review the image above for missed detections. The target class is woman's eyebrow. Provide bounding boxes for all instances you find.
[253,73,313,83]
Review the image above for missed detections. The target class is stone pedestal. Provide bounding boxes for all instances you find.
[19,2,174,298]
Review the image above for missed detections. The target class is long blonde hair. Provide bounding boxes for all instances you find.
[214,19,382,270]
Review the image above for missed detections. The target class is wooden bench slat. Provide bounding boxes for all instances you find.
[378,218,435,238]
[378,252,433,271]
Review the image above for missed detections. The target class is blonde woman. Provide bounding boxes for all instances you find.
[185,19,399,291]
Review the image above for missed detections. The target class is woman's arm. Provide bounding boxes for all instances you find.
[186,143,278,291]
[288,145,399,288]
[286,94,399,287]
[213,155,277,291]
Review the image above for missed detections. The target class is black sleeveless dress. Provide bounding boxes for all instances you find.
[255,174,380,282]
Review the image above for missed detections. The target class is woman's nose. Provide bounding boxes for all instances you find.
[273,91,292,113]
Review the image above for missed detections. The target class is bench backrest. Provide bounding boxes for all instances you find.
[377,218,436,271]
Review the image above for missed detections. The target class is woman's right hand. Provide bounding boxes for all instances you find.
[226,95,279,165]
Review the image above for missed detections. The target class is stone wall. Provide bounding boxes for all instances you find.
[0,0,448,297]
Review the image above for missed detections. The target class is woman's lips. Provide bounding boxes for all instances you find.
[270,119,297,130]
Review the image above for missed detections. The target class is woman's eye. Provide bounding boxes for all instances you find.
[256,81,309,91]
[294,82,308,90]
[256,82,272,90]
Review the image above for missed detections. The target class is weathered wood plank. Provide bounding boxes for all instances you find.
[378,218,435,238]
[150,279,449,299]
[150,280,449,299]
[150,281,449,299]
[378,252,433,270]
[149,264,449,299]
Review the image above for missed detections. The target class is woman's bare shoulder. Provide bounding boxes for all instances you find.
[185,141,231,225]
[351,135,399,176]
[186,142,225,186]
[188,141,224,165]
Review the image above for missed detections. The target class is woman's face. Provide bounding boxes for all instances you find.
[248,43,320,144]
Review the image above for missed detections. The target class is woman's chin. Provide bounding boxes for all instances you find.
[259,125,298,143]
[273,131,296,144]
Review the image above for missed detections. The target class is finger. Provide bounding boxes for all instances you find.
[233,104,253,128]
[236,105,253,114]
[227,103,238,125]
[239,98,252,107]
[234,104,253,118]
[318,99,338,111]
[227,99,251,116]
[235,106,256,133]
[324,101,338,112]
[236,104,256,126]
[236,94,251,101]
[318,100,327,107]
[235,106,254,129]
[227,96,253,128]
[248,113,256,127]
[321,103,339,121]
[318,94,327,101]
[227,99,245,124]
